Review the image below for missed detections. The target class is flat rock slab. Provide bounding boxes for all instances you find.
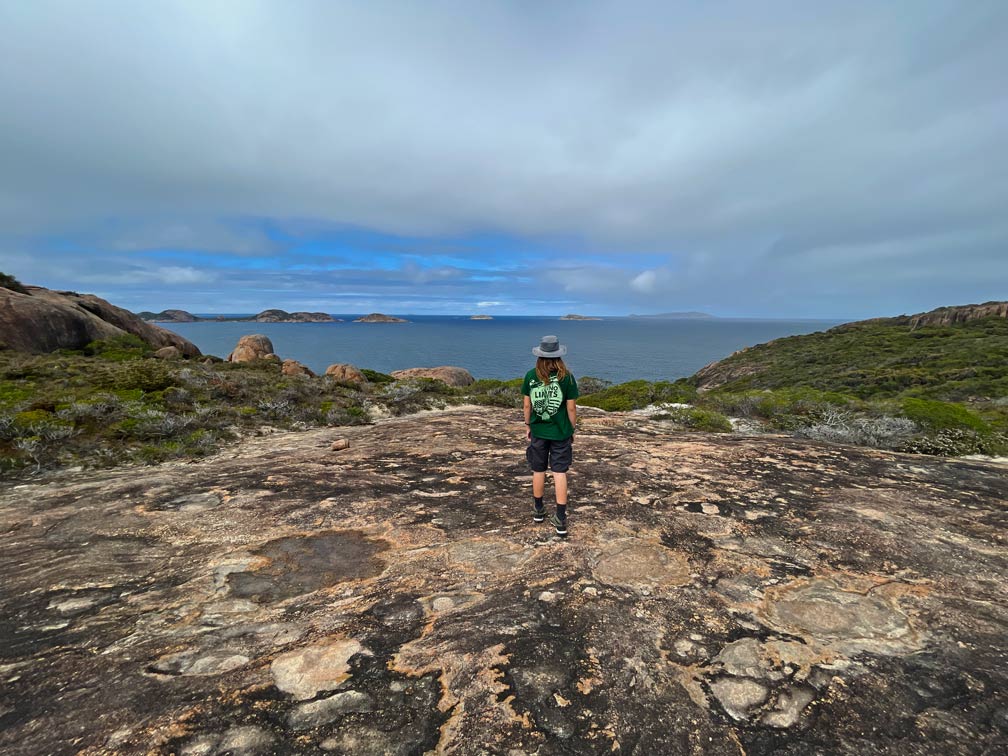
[1,406,1006,755]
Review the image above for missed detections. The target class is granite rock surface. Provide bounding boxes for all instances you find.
[0,285,201,356]
[0,407,1005,755]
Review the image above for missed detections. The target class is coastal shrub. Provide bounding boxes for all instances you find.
[578,379,696,411]
[98,359,177,393]
[0,271,29,294]
[83,334,151,361]
[900,429,1008,457]
[577,376,613,395]
[703,388,857,431]
[459,378,523,408]
[361,369,394,384]
[800,412,918,449]
[655,405,732,433]
[0,384,32,408]
[325,404,370,426]
[900,398,988,432]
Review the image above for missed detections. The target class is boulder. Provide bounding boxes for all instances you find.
[325,364,367,384]
[281,359,314,377]
[227,335,275,363]
[154,346,182,360]
[0,285,201,356]
[390,366,475,387]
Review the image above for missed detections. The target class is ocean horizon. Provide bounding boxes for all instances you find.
[164,315,843,384]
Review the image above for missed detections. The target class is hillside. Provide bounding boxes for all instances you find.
[690,302,1008,401]
[1,407,1005,755]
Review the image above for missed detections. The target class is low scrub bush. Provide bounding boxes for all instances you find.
[83,334,151,361]
[578,379,696,411]
[900,398,989,432]
[361,369,394,384]
[0,271,29,294]
[655,405,732,433]
[900,429,1008,457]
[799,411,918,449]
[577,376,613,395]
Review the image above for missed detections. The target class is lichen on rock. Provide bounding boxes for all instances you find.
[0,406,1005,755]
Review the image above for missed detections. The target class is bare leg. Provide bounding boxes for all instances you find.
[533,472,545,498]
[553,472,568,506]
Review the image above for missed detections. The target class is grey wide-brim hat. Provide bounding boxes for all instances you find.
[532,335,567,358]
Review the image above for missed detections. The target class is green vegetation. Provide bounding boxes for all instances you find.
[900,398,988,432]
[578,379,697,411]
[4,311,1006,476]
[688,316,1008,401]
[0,271,29,294]
[658,314,1008,457]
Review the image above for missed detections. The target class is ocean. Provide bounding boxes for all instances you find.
[164,316,843,384]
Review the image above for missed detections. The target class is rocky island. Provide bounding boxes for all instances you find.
[138,309,339,323]
[354,313,409,323]
[469,314,493,320]
[1,406,1006,754]
[559,313,602,320]
[252,309,337,323]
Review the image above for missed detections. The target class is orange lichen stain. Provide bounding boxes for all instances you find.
[576,676,600,695]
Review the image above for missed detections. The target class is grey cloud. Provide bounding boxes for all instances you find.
[0,1,1005,315]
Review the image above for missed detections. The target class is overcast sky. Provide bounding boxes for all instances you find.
[0,0,1005,317]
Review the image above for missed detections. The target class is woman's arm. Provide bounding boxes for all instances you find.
[566,399,577,433]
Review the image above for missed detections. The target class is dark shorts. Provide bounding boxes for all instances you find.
[526,435,573,473]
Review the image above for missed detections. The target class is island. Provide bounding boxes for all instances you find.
[354,312,409,323]
[252,309,336,323]
[560,313,602,320]
[137,309,340,323]
[138,309,199,322]
[469,314,493,320]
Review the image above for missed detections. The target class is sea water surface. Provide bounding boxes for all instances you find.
[165,316,842,384]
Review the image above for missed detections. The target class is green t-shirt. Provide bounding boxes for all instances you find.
[522,369,579,440]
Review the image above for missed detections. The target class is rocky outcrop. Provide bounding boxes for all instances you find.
[281,359,315,377]
[0,407,1005,754]
[560,313,601,320]
[255,309,336,323]
[325,363,367,384]
[904,301,1008,329]
[354,313,409,323]
[226,334,276,363]
[469,314,493,320]
[391,366,475,386]
[0,285,201,356]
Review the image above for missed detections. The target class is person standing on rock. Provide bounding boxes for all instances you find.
[522,335,579,537]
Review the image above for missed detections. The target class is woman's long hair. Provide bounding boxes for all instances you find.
[536,357,568,384]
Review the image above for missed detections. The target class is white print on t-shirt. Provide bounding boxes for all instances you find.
[531,378,563,420]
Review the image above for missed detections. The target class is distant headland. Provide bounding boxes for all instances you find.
[627,311,715,319]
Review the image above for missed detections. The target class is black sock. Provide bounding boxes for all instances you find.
[534,496,543,508]
[557,504,567,518]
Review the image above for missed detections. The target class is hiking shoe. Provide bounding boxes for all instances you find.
[550,513,568,537]
[533,503,546,523]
